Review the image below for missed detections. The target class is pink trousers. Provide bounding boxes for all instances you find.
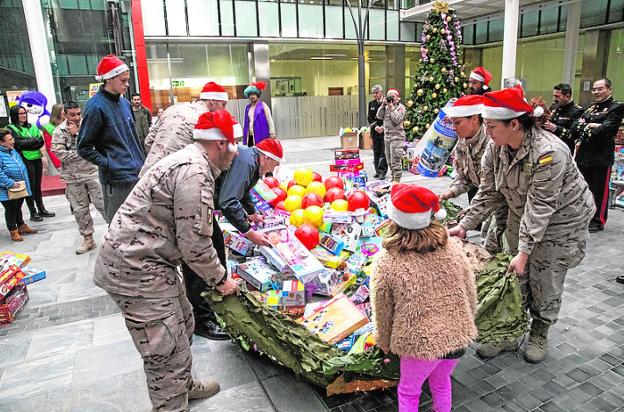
[398,357,459,412]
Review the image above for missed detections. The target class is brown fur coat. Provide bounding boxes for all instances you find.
[371,238,478,360]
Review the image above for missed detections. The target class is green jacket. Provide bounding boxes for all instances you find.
[8,123,43,160]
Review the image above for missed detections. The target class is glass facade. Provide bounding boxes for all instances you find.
[0,1,37,97]
[606,28,624,96]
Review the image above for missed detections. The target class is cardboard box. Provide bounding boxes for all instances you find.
[298,294,369,344]
[334,149,360,161]
[223,230,254,256]
[235,258,278,292]
[0,265,26,302]
[359,131,373,150]
[0,284,28,325]
[20,266,46,285]
[280,280,306,307]
[0,251,31,272]
[340,133,358,149]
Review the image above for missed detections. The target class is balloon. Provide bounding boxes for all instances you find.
[324,176,344,190]
[290,209,305,227]
[303,205,325,227]
[263,176,280,189]
[305,181,326,199]
[347,190,370,211]
[269,187,287,207]
[287,180,297,189]
[312,172,323,182]
[302,193,324,209]
[325,187,346,203]
[275,201,285,210]
[294,168,314,187]
[295,224,320,250]
[330,199,349,211]
[283,195,302,211]
[279,181,289,192]
[287,184,306,198]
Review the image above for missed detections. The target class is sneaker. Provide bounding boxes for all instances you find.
[188,379,220,400]
[194,319,230,340]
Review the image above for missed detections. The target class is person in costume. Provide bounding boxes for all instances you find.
[449,85,595,363]
[371,183,477,412]
[468,66,492,96]
[243,81,276,146]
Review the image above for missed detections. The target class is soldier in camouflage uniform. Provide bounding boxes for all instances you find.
[376,88,406,182]
[441,95,507,254]
[141,82,229,177]
[450,86,595,363]
[93,110,240,411]
[51,101,105,254]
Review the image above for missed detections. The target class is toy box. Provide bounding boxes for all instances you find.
[0,265,26,302]
[223,230,254,256]
[319,233,345,255]
[20,266,46,285]
[310,247,349,270]
[253,180,278,202]
[334,149,360,161]
[235,258,278,292]
[280,280,306,307]
[268,227,325,283]
[0,251,31,272]
[0,284,28,325]
[330,223,362,252]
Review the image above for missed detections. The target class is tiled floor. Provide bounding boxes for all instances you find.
[0,136,623,411]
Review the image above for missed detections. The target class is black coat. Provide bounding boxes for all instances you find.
[368,99,384,140]
[573,96,624,167]
[549,101,584,151]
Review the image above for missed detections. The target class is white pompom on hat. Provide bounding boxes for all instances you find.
[387,183,447,230]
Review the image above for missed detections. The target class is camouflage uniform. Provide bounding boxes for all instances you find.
[94,143,226,411]
[450,125,507,254]
[460,127,595,325]
[51,120,105,236]
[141,102,207,177]
[377,102,406,181]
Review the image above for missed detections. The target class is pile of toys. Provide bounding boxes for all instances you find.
[0,251,46,325]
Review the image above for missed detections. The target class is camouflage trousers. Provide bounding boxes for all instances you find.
[518,233,587,325]
[109,280,195,412]
[66,179,105,236]
[384,138,404,182]
[481,204,508,255]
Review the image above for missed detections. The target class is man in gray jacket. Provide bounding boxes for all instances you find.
[377,88,406,182]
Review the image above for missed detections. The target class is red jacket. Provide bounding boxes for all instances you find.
[43,126,62,169]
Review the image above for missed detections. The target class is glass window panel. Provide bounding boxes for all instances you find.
[386,10,398,40]
[325,5,343,39]
[90,0,106,11]
[368,9,385,40]
[280,3,297,37]
[86,54,99,73]
[521,10,538,37]
[558,5,567,32]
[400,22,416,43]
[606,29,624,100]
[488,18,503,42]
[344,8,359,39]
[235,1,258,36]
[67,54,88,75]
[141,0,166,36]
[539,6,559,34]
[581,0,607,28]
[78,0,90,9]
[609,0,624,23]
[299,4,323,38]
[166,0,187,36]
[475,21,487,44]
[59,0,78,8]
[259,2,279,37]
[462,23,474,45]
[221,0,235,36]
[187,0,219,36]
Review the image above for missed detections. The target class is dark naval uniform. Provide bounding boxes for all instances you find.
[368,98,387,178]
[549,101,584,154]
[571,96,624,230]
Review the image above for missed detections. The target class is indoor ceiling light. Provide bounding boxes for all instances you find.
[310,56,333,60]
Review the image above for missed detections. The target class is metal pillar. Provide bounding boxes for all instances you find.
[22,0,56,104]
[252,42,272,109]
[501,0,519,88]
[562,1,581,85]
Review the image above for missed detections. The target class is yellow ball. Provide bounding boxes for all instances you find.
[305,181,326,198]
[403,120,411,127]
[407,100,414,108]
[330,199,349,212]
[303,206,325,227]
[290,209,305,227]
[431,93,438,99]
[293,168,314,187]
[288,184,306,198]
[279,181,289,192]
[412,127,419,133]
[417,89,424,96]
[284,195,303,212]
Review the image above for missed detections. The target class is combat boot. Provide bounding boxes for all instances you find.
[76,234,96,254]
[188,379,220,400]
[9,230,23,242]
[476,340,517,359]
[525,320,550,363]
[18,224,38,235]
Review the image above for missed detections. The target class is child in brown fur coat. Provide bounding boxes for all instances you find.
[371,184,477,412]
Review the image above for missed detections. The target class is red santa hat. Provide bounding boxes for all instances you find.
[444,95,484,118]
[387,88,400,98]
[95,54,129,81]
[200,82,229,101]
[387,184,447,230]
[482,84,537,120]
[256,139,283,162]
[193,110,237,153]
[470,66,492,90]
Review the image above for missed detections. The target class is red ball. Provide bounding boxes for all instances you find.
[275,201,285,210]
[295,224,320,250]
[312,172,323,183]
[287,180,297,189]
[325,187,346,203]
[302,193,324,209]
[263,176,280,189]
[324,176,344,191]
[270,187,287,207]
[347,190,370,211]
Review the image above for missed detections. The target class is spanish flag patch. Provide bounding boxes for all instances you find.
[538,155,553,166]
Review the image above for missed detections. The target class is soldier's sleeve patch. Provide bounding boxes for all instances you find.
[538,155,553,166]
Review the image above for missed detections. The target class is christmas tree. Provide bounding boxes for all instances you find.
[404,1,468,141]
